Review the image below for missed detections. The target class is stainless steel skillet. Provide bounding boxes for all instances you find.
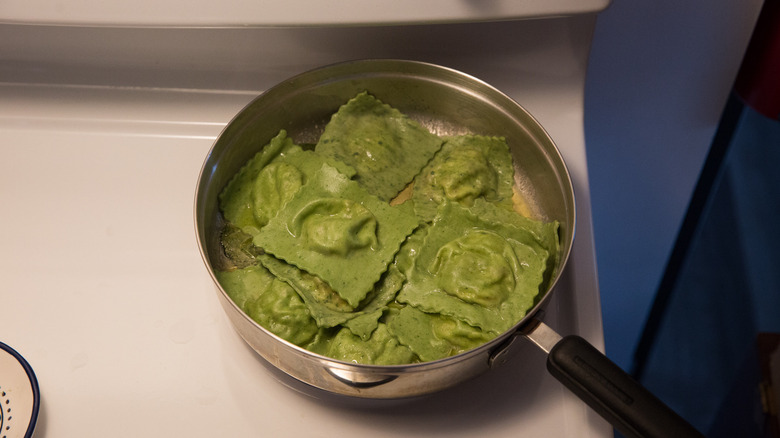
[194,59,702,438]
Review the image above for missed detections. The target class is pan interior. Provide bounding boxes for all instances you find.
[195,59,575,371]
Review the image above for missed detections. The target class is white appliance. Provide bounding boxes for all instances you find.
[1,2,612,436]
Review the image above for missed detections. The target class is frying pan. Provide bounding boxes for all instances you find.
[194,59,703,438]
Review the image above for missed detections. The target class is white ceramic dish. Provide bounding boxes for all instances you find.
[0,342,40,438]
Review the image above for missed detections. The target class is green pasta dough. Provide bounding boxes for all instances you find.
[412,135,516,221]
[219,130,299,235]
[396,201,554,335]
[259,253,404,340]
[316,92,444,201]
[220,130,356,236]
[216,264,320,346]
[253,164,419,308]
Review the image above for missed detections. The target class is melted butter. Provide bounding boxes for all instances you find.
[512,187,534,218]
[389,181,414,206]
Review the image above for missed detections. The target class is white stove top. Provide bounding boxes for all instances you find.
[0,13,610,437]
[1,0,609,27]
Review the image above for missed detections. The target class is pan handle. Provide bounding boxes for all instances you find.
[523,319,704,438]
[326,366,398,388]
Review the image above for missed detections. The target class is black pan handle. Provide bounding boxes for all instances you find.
[546,334,704,438]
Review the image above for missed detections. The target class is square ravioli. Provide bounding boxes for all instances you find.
[219,130,299,235]
[412,135,516,221]
[386,305,494,362]
[258,253,405,340]
[253,164,419,308]
[219,130,355,237]
[396,200,556,335]
[315,92,444,201]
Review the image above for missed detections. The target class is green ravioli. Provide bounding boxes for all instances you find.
[215,265,320,346]
[387,305,495,362]
[316,92,444,201]
[396,201,554,335]
[219,130,356,236]
[219,130,299,235]
[412,135,515,221]
[326,323,419,365]
[258,253,405,340]
[253,164,419,308]
[469,198,561,285]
